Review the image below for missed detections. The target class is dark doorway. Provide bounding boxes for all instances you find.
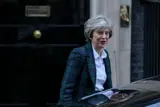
[144,1,160,78]
[0,0,89,107]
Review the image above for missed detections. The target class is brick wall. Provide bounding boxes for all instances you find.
[131,0,144,82]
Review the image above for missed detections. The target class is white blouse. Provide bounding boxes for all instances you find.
[92,47,107,91]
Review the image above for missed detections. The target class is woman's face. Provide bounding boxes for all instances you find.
[91,28,110,50]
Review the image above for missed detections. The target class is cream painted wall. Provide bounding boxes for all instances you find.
[119,0,132,86]
[90,0,132,87]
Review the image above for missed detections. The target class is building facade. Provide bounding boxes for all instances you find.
[97,0,160,88]
[0,0,160,106]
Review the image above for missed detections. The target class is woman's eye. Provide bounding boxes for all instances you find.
[97,31,104,35]
[105,31,109,35]
[97,31,109,35]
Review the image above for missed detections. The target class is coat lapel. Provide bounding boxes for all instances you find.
[103,51,112,89]
[85,43,96,86]
[87,57,96,86]
[103,58,108,74]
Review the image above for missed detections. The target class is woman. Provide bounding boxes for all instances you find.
[57,15,113,107]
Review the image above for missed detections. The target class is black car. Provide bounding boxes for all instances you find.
[80,75,160,107]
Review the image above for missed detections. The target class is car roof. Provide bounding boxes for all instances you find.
[80,75,160,107]
[119,75,160,92]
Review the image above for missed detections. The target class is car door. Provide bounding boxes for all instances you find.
[0,0,89,107]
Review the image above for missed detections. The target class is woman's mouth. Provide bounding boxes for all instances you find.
[100,41,107,44]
